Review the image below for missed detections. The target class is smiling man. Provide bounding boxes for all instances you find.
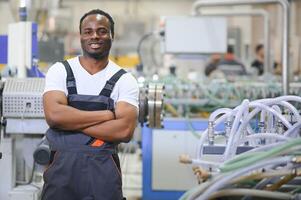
[41,9,139,200]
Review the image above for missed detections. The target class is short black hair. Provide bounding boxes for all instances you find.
[227,45,234,54]
[79,9,115,38]
[255,44,264,53]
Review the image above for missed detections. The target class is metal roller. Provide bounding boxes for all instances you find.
[153,84,164,128]
[138,86,148,126]
[138,83,165,129]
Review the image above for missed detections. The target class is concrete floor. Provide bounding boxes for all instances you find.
[120,150,142,200]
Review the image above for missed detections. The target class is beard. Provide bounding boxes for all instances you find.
[81,39,112,60]
[83,49,110,60]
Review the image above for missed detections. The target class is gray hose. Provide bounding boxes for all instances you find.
[189,156,292,200]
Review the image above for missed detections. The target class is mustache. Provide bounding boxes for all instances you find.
[87,40,105,45]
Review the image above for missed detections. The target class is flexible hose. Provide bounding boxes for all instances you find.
[208,188,293,200]
[193,156,292,200]
[221,139,301,172]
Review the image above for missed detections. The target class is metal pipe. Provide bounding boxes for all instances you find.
[199,9,270,75]
[192,0,290,95]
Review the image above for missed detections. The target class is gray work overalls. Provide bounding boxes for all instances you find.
[41,60,126,200]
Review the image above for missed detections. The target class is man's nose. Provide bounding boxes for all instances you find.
[91,31,100,38]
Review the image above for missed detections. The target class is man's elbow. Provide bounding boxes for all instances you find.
[45,112,61,128]
[120,125,136,143]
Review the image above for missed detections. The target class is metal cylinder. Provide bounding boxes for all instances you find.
[33,138,50,165]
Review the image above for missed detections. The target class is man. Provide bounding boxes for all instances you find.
[216,45,247,76]
[205,46,246,77]
[41,9,139,200]
[251,44,264,75]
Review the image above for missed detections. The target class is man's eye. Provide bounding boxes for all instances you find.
[99,29,108,34]
[84,31,92,35]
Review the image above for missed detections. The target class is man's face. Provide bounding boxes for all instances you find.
[80,14,113,60]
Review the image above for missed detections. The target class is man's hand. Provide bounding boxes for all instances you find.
[82,101,138,143]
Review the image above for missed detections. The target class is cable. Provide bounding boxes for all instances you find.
[136,32,156,72]
[265,173,296,191]
[231,168,297,184]
[191,156,292,200]
[185,116,201,139]
[208,188,293,200]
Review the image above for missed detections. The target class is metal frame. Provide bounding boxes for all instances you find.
[192,0,290,95]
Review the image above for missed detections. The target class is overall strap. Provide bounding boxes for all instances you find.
[99,69,127,97]
[62,60,77,95]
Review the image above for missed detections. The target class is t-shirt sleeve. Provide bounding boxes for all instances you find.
[43,62,67,95]
[116,73,139,108]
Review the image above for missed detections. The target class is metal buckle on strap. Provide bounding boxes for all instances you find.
[104,80,115,91]
[67,81,76,87]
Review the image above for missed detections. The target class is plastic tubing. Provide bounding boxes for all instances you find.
[221,138,301,172]
[191,159,220,167]
[268,105,281,133]
[278,101,301,121]
[249,102,291,128]
[284,121,301,137]
[238,133,289,145]
[194,156,292,200]
[229,110,266,158]
[247,141,286,153]
[208,189,293,200]
[232,168,293,183]
[233,102,292,149]
[253,95,301,104]
[198,96,300,160]
[260,110,267,123]
[232,108,262,151]
[197,107,239,158]
[208,108,232,122]
[223,99,249,160]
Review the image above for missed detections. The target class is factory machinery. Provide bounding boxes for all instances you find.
[179,95,301,200]
[1,76,301,200]
[0,78,48,200]
[140,76,301,200]
[157,76,301,114]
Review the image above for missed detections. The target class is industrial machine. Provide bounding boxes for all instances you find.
[140,0,297,198]
[0,78,47,200]
[180,95,301,200]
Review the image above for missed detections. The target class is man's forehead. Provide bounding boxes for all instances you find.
[95,14,104,21]
[84,14,108,22]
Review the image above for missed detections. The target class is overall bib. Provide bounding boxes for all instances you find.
[41,60,126,200]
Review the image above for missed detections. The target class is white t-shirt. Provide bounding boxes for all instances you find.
[44,56,139,108]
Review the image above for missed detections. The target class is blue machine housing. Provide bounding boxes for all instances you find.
[142,118,224,200]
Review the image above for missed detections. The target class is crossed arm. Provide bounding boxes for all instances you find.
[43,90,138,143]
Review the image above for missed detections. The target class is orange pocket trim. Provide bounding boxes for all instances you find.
[91,139,104,147]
